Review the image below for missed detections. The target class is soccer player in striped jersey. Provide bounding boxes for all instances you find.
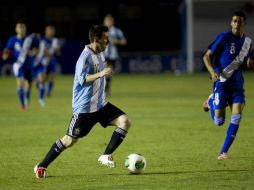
[2,21,38,110]
[202,11,253,160]
[43,25,61,97]
[103,14,127,97]
[34,25,131,178]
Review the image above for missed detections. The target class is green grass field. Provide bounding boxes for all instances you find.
[0,73,254,190]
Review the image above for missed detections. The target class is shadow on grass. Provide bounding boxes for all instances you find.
[107,169,250,176]
[38,169,251,179]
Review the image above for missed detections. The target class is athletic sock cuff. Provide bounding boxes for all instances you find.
[56,139,66,152]
[115,127,127,136]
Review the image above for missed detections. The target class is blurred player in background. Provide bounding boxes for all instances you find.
[40,24,61,98]
[2,21,38,110]
[202,11,253,160]
[103,14,127,97]
[33,25,61,106]
[34,25,131,178]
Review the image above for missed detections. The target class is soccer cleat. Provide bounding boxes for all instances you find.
[21,105,27,111]
[217,153,228,160]
[34,164,46,178]
[24,98,29,107]
[98,154,115,168]
[38,99,46,107]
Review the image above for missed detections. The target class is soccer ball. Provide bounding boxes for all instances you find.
[125,153,146,174]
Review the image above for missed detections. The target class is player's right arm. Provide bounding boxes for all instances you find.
[85,67,112,83]
[76,53,113,85]
[203,49,219,82]
[2,49,11,60]
[2,37,14,61]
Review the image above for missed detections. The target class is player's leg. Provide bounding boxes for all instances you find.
[15,77,26,110]
[98,103,131,167]
[36,67,46,107]
[218,103,244,160]
[203,93,215,120]
[212,84,228,126]
[13,64,27,110]
[103,114,131,154]
[34,135,78,178]
[34,113,96,178]
[23,66,34,107]
[46,61,56,97]
[47,71,55,97]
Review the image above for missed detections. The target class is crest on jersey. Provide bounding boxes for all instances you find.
[230,43,235,54]
[14,42,21,51]
[94,62,99,73]
[74,127,81,135]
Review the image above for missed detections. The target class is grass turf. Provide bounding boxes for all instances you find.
[0,72,254,190]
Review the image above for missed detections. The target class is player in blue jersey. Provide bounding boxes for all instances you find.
[202,11,253,160]
[34,25,131,178]
[2,21,38,110]
[33,32,47,107]
[42,25,61,97]
[33,25,61,106]
[103,14,127,97]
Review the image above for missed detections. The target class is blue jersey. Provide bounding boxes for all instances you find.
[209,31,252,87]
[103,26,126,60]
[72,46,107,113]
[35,36,59,68]
[5,34,38,66]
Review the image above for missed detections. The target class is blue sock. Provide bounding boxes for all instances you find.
[208,97,215,121]
[24,89,30,106]
[220,114,241,154]
[38,82,45,100]
[17,88,25,107]
[47,81,53,96]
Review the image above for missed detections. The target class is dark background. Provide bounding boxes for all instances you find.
[0,0,182,52]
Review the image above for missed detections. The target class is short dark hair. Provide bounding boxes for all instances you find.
[88,25,108,43]
[232,11,247,22]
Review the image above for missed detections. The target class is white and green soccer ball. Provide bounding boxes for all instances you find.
[125,153,146,174]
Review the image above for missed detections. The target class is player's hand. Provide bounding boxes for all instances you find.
[211,72,219,82]
[247,58,254,70]
[100,67,113,77]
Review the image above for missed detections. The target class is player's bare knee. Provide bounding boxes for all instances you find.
[117,115,131,131]
[61,135,78,148]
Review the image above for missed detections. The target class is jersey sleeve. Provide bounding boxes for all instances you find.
[76,55,90,85]
[117,28,126,40]
[208,33,225,55]
[5,36,15,50]
[247,41,252,58]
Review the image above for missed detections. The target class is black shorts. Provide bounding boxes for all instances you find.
[67,102,125,138]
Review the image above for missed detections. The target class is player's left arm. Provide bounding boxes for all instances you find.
[111,29,127,46]
[246,45,254,70]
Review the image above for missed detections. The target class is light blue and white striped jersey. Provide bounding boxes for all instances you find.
[103,26,126,60]
[72,45,107,113]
